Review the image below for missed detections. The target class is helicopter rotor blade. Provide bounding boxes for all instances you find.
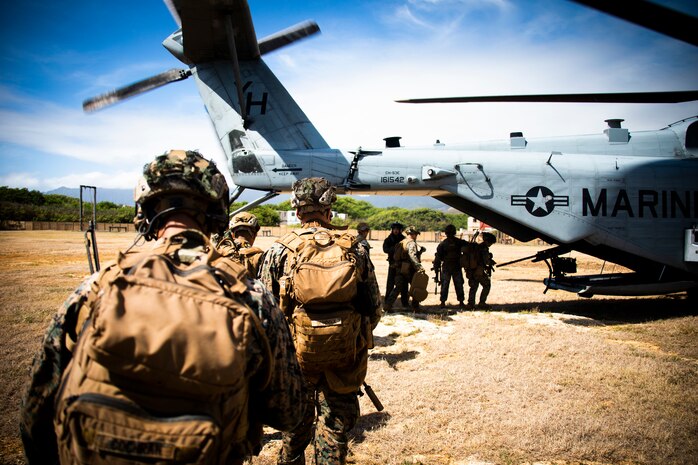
[258,20,320,55]
[82,68,192,113]
[396,90,698,104]
[571,0,698,48]
[163,0,182,27]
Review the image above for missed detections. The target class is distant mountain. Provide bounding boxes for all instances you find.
[44,187,448,211]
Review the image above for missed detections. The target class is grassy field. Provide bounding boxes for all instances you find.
[0,230,696,465]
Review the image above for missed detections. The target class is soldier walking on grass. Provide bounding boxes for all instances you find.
[20,150,303,465]
[435,224,466,308]
[384,226,424,311]
[382,222,407,304]
[258,177,382,465]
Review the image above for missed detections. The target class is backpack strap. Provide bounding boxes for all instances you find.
[334,232,357,250]
[276,230,307,254]
[71,262,121,345]
[239,246,263,257]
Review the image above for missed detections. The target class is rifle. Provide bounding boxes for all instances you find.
[361,382,384,411]
[361,317,384,411]
[432,264,441,294]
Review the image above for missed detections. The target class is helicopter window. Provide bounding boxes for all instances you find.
[685,121,698,150]
[231,151,264,174]
[229,130,245,150]
[228,130,264,173]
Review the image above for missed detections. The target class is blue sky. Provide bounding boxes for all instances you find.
[1,0,697,193]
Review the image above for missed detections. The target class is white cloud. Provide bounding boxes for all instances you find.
[0,84,231,191]
[0,172,42,189]
[0,170,142,191]
[0,97,220,165]
[393,5,432,29]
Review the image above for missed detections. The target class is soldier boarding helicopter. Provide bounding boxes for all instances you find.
[84,0,698,299]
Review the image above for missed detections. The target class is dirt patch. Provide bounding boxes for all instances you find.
[1,231,696,465]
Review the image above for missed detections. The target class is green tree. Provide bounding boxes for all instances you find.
[44,194,80,208]
[276,200,291,211]
[333,196,378,219]
[0,186,46,205]
[97,201,120,209]
[366,208,411,229]
[248,204,280,226]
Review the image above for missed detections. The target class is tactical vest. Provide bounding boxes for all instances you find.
[54,235,271,465]
[394,238,417,274]
[439,237,464,268]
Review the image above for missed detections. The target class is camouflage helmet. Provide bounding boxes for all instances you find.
[405,226,420,235]
[357,222,370,232]
[444,224,457,236]
[482,231,497,244]
[290,177,336,213]
[229,211,260,233]
[134,150,229,236]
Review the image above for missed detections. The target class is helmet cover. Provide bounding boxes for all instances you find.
[290,177,336,213]
[229,211,260,233]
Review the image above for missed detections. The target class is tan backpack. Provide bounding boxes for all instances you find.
[54,238,271,465]
[217,237,263,278]
[461,241,478,270]
[239,246,264,277]
[277,229,362,373]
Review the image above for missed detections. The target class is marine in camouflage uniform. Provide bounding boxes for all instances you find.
[466,231,497,309]
[384,226,424,311]
[355,222,371,258]
[258,177,381,465]
[382,222,407,305]
[434,224,466,308]
[217,211,265,278]
[19,150,304,465]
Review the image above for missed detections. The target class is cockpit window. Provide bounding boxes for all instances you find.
[231,151,263,173]
[228,130,264,173]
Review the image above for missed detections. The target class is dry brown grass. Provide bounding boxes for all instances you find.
[1,231,696,465]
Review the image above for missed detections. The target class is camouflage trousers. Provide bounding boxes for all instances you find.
[278,380,360,465]
[466,268,491,305]
[384,271,413,308]
[439,266,465,302]
[385,264,408,306]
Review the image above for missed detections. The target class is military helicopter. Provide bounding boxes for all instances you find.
[84,0,698,298]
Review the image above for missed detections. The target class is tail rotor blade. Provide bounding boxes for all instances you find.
[82,68,192,112]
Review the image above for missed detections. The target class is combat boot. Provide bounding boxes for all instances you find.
[477,302,491,310]
[458,301,465,309]
[278,452,305,465]
[440,301,446,308]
